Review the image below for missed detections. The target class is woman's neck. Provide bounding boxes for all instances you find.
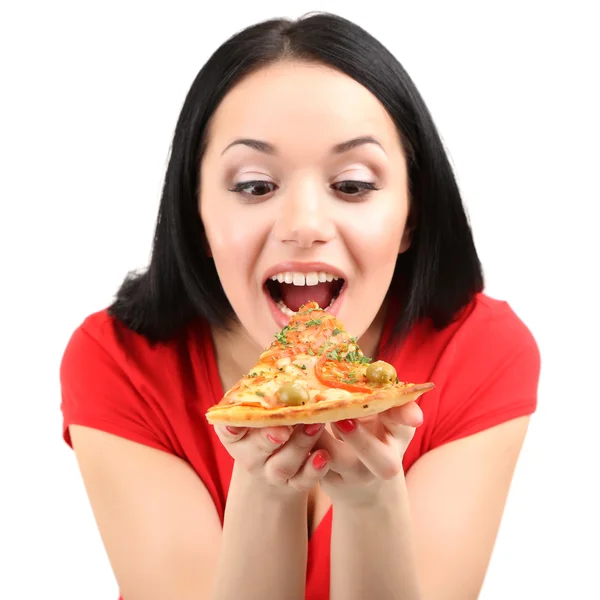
[210,322,264,392]
[356,298,389,360]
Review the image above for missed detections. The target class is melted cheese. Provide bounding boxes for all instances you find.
[218,302,388,411]
[318,388,353,401]
[224,353,329,408]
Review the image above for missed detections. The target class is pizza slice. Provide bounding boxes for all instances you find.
[205,302,434,427]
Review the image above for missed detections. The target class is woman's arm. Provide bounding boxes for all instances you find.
[331,477,420,600]
[329,416,530,600]
[70,425,315,600]
[211,462,309,600]
[406,416,530,599]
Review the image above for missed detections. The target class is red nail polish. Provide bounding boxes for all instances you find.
[336,419,356,434]
[267,434,283,444]
[226,426,240,435]
[312,452,328,470]
[304,423,322,436]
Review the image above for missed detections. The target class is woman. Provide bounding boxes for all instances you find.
[60,12,540,600]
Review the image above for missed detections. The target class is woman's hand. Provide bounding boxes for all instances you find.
[213,423,332,496]
[315,401,424,506]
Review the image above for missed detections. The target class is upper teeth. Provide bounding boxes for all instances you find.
[270,271,339,286]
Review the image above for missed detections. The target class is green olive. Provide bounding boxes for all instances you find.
[366,361,397,384]
[277,383,310,406]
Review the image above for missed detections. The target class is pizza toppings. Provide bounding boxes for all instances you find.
[254,302,399,397]
[206,301,436,426]
[216,302,410,408]
[366,361,397,384]
[277,383,310,406]
[315,355,372,393]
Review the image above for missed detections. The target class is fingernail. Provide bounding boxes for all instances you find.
[336,419,356,434]
[267,434,284,444]
[304,423,322,436]
[312,452,328,470]
[226,426,241,435]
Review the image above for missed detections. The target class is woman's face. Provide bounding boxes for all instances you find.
[200,60,411,349]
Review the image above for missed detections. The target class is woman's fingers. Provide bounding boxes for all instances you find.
[314,429,370,480]
[213,424,249,443]
[287,449,332,492]
[331,419,403,480]
[215,422,330,487]
[377,402,421,448]
[213,404,422,489]
[379,401,423,431]
[213,424,294,470]
[264,423,326,484]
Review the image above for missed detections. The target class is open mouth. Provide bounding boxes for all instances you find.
[265,271,345,316]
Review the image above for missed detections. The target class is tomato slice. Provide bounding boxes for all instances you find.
[261,346,303,363]
[315,355,371,393]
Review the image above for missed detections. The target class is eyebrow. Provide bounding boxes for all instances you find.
[221,135,386,156]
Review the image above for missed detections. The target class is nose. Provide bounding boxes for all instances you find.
[273,182,336,248]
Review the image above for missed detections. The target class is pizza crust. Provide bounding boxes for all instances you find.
[206,382,434,427]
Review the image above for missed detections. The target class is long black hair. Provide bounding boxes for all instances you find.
[109,12,484,341]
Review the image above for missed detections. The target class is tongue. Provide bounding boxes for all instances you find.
[280,282,335,313]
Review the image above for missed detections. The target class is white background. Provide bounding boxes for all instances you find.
[1,1,598,598]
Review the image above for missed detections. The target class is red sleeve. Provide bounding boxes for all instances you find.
[429,303,541,449]
[60,320,174,455]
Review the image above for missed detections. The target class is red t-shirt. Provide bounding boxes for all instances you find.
[60,292,540,600]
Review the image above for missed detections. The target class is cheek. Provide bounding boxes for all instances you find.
[204,213,250,275]
[345,200,408,266]
[200,199,270,288]
[205,211,251,252]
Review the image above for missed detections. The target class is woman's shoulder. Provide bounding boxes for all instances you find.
[404,292,541,456]
[59,307,219,448]
[411,290,540,386]
[66,307,211,373]
[60,307,231,515]
[386,291,538,370]
[72,306,180,348]
[449,292,539,360]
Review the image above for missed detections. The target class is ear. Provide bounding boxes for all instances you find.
[399,228,412,254]
[399,211,416,254]
[198,198,213,257]
[204,238,213,258]
[201,228,213,257]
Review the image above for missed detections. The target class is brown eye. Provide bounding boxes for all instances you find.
[332,180,379,197]
[230,180,278,196]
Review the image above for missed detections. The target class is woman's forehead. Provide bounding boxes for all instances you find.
[204,60,401,157]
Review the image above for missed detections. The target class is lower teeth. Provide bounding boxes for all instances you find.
[276,297,336,316]
[276,301,295,317]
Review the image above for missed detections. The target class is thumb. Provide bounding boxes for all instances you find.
[379,401,423,432]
